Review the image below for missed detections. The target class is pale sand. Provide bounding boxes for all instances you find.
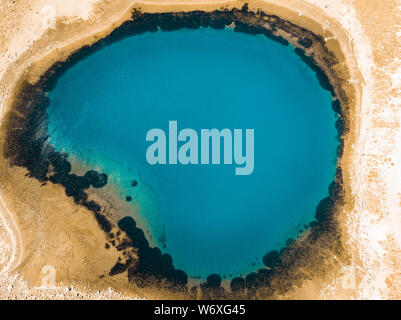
[0,0,400,299]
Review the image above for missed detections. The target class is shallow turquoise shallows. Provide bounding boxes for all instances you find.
[47,28,338,279]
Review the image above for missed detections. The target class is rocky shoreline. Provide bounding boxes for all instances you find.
[2,4,352,298]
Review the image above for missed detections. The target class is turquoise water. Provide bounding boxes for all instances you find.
[47,28,338,278]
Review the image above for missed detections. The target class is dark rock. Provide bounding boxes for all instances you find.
[262,250,280,268]
[206,274,222,288]
[230,277,245,292]
[84,170,108,188]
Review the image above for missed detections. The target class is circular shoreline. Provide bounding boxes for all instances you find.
[0,0,363,299]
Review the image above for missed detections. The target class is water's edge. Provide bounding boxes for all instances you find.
[2,4,349,298]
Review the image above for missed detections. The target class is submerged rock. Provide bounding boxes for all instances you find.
[84,170,108,188]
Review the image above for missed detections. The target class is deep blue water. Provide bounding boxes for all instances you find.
[47,28,338,278]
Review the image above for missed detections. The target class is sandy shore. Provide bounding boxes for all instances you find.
[0,0,400,299]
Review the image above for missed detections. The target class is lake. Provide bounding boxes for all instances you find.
[47,27,338,279]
